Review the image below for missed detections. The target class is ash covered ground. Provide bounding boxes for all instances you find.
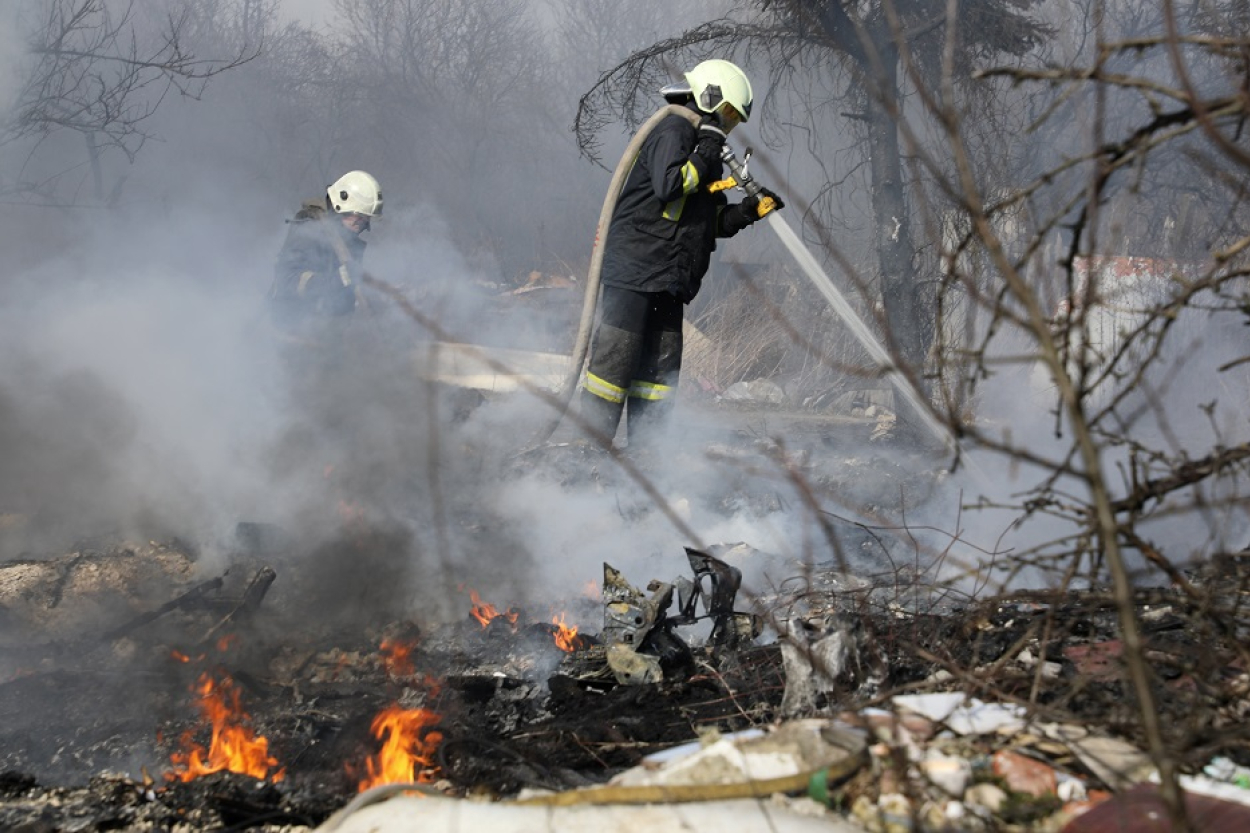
[0,400,945,829]
[2,404,1249,832]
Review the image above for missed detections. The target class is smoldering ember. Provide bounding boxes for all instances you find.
[5,1,1250,832]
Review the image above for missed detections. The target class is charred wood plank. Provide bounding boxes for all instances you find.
[100,576,226,642]
[200,567,277,644]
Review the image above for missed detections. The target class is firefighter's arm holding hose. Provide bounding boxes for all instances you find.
[645,113,725,204]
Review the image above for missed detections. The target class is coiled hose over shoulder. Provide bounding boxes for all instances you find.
[531,104,703,446]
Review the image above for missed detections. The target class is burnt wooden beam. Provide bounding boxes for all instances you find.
[100,576,226,642]
[200,566,277,644]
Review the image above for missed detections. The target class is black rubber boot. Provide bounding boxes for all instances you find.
[625,394,675,449]
[577,389,625,446]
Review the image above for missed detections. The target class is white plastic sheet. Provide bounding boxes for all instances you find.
[318,794,864,832]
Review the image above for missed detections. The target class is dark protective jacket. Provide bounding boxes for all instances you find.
[600,109,751,304]
[268,202,366,330]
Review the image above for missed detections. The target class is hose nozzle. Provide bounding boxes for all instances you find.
[720,145,779,218]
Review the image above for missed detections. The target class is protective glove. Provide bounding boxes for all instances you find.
[693,117,727,180]
[742,187,785,220]
[718,187,786,236]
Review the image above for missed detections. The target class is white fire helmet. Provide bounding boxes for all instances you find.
[327,170,383,217]
[684,59,753,123]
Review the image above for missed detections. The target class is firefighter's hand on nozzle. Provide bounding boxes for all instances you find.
[695,117,727,161]
[743,187,785,220]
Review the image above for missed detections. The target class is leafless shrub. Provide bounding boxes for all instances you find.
[4,0,258,160]
[575,0,1250,821]
[684,263,884,408]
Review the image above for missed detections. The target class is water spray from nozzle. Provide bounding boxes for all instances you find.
[718,143,958,456]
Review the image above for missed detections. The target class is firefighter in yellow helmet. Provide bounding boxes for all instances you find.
[580,60,784,449]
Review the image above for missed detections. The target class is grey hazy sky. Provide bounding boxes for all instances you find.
[277,0,338,26]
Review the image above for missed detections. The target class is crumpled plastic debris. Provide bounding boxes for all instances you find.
[609,719,867,789]
[891,693,1027,736]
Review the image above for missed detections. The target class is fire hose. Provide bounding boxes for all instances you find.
[317,751,865,831]
[530,104,703,446]
[510,753,866,807]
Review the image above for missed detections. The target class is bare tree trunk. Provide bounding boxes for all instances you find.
[85,132,104,203]
[866,37,927,385]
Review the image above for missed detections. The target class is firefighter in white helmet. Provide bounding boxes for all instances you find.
[579,59,784,449]
[268,170,383,332]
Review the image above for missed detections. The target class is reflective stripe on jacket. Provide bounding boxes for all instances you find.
[599,111,729,303]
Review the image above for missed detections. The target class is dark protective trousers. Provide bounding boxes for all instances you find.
[580,285,684,447]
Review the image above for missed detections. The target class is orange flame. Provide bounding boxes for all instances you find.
[419,674,443,698]
[357,705,443,792]
[168,671,285,783]
[468,589,518,629]
[380,638,416,678]
[552,613,580,653]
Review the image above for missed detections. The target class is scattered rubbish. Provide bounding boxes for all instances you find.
[964,782,1008,813]
[891,692,1027,736]
[5,534,1250,833]
[605,641,662,685]
[1036,724,1156,791]
[920,749,971,796]
[779,611,861,717]
[1154,764,1250,810]
[721,379,786,405]
[993,749,1058,798]
[1205,756,1250,790]
[318,792,865,832]
[641,728,767,765]
[1061,783,1250,832]
[601,547,761,685]
[513,718,867,807]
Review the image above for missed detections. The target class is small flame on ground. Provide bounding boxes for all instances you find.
[356,705,443,792]
[380,638,416,678]
[168,671,285,783]
[552,613,580,653]
[467,589,518,629]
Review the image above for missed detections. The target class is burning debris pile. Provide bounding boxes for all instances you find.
[0,538,783,829]
[2,536,1250,831]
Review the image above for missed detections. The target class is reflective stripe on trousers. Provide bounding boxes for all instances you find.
[585,372,627,404]
[628,380,673,401]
